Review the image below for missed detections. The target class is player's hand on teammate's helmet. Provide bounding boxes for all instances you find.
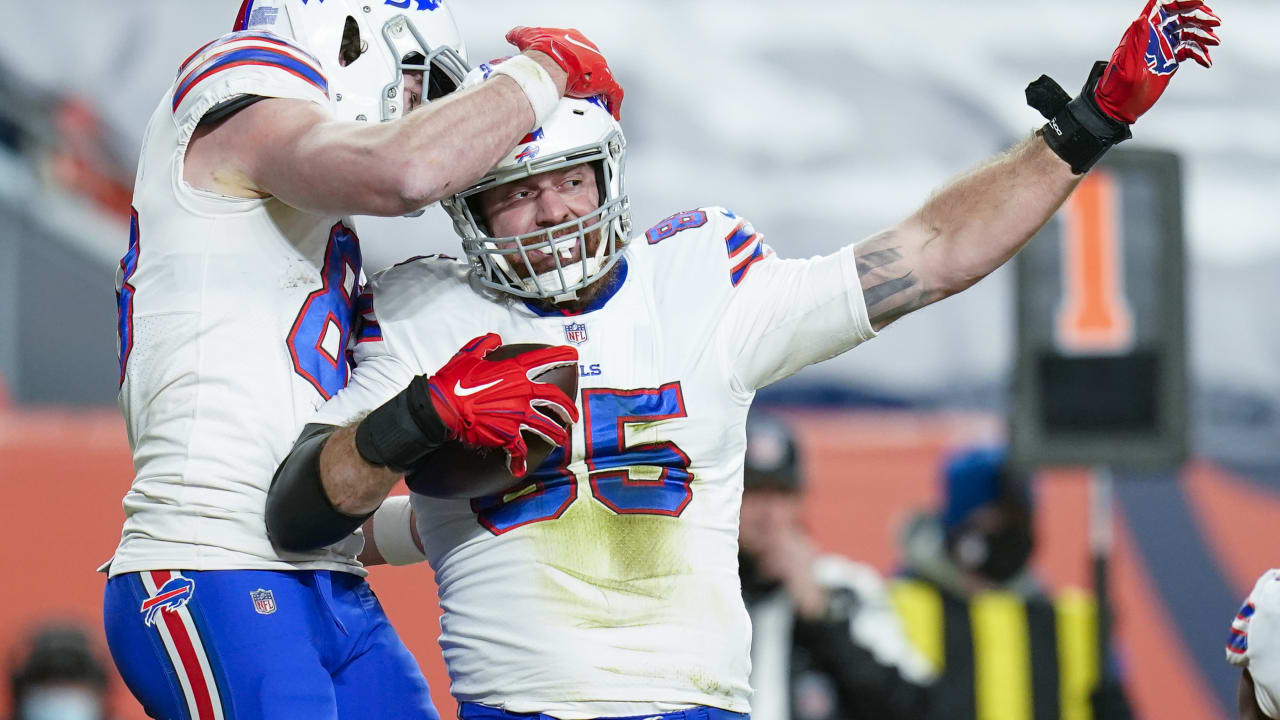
[1094,0,1221,123]
[427,333,580,477]
[506,26,624,120]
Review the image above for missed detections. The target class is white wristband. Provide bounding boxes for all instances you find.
[490,54,560,129]
[370,496,427,566]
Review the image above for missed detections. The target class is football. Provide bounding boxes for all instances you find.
[404,343,578,500]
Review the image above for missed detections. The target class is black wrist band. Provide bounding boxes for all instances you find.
[354,376,450,472]
[1027,60,1132,174]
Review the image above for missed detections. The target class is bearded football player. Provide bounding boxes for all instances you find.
[268,2,1220,716]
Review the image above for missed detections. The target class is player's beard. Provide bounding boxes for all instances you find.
[529,249,623,315]
[515,225,604,280]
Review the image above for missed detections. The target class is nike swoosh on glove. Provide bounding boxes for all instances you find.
[427,333,580,477]
[506,26,624,120]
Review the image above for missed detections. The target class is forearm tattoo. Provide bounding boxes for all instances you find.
[854,231,933,328]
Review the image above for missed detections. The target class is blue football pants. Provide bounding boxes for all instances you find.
[104,568,437,720]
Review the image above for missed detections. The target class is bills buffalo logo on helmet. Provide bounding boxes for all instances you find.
[515,144,540,164]
[1145,8,1180,75]
[139,576,195,627]
[514,129,545,164]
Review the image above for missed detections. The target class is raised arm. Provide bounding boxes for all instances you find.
[185,51,561,217]
[854,0,1219,331]
[187,26,625,218]
[854,135,1076,331]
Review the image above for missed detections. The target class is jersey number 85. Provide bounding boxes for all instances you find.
[472,381,693,534]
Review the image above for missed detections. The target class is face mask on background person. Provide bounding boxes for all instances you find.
[19,686,103,720]
[951,522,1034,584]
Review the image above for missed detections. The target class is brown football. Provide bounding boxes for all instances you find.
[404,343,578,500]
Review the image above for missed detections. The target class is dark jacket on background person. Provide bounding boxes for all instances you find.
[743,552,936,720]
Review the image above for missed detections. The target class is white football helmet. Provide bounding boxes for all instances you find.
[443,70,630,303]
[233,0,468,123]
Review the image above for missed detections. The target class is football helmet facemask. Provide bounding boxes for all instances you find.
[443,67,630,303]
[233,0,468,123]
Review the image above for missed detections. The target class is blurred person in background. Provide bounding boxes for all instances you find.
[1226,568,1280,719]
[739,411,934,719]
[891,447,1133,720]
[101,0,622,717]
[8,624,115,720]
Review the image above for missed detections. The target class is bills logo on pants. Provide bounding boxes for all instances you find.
[140,576,195,626]
[138,571,225,720]
[107,569,441,719]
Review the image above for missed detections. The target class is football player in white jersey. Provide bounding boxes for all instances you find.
[1228,569,1280,720]
[268,1,1219,717]
[102,1,621,718]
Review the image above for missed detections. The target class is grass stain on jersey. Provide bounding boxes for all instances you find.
[517,472,747,705]
[530,491,690,630]
[688,671,730,699]
[541,565,668,601]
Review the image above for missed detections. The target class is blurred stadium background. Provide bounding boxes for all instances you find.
[1,1,1277,718]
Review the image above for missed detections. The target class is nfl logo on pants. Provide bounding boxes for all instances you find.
[564,322,588,345]
[250,588,276,615]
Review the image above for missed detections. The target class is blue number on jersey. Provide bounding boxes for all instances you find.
[584,382,693,515]
[471,441,576,535]
[470,382,693,534]
[383,0,441,9]
[286,222,362,400]
[116,208,141,386]
[645,210,707,245]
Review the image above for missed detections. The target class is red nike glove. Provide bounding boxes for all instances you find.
[1094,0,1221,123]
[506,26,624,120]
[427,333,580,477]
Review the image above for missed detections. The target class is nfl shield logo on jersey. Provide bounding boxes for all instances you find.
[564,322,588,345]
[250,588,277,615]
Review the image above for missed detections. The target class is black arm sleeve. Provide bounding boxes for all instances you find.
[791,590,935,720]
[265,423,375,554]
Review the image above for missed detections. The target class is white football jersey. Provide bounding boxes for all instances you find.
[108,30,365,577]
[312,207,877,716]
